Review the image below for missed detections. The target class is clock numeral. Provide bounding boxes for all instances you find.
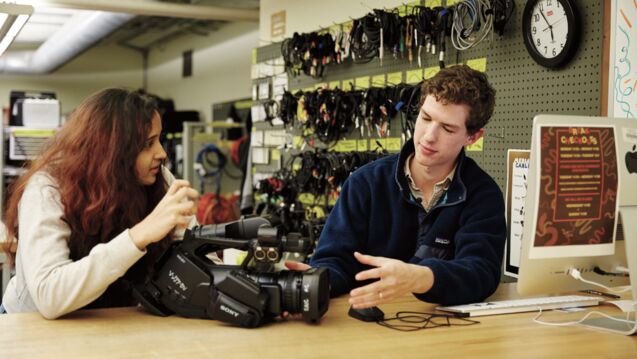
[532,26,537,35]
[537,38,541,46]
[547,0,552,6]
[544,46,548,54]
[560,43,564,48]
[539,3,544,11]
[534,14,540,22]
[552,48,557,56]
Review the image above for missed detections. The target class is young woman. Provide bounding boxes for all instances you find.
[1,88,199,318]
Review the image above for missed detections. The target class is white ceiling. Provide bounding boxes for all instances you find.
[13,7,80,50]
[1,0,259,73]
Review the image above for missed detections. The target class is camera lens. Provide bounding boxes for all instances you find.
[277,271,302,314]
[254,267,329,322]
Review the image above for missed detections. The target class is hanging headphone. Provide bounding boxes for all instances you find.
[194,144,226,193]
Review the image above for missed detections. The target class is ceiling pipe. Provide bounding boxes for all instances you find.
[0,11,134,74]
[21,0,259,21]
[1,0,259,74]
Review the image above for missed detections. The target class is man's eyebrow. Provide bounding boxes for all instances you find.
[421,109,460,129]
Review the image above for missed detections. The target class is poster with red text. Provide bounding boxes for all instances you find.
[530,126,618,258]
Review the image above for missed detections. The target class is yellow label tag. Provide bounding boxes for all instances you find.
[293,162,302,171]
[371,138,388,151]
[386,138,402,152]
[387,71,403,85]
[11,129,56,137]
[329,80,341,89]
[466,137,484,152]
[357,139,368,151]
[424,66,440,79]
[251,48,257,65]
[335,139,357,152]
[371,74,386,87]
[343,79,354,91]
[406,69,423,84]
[398,5,409,17]
[307,206,327,220]
[271,149,281,161]
[466,58,487,72]
[355,76,370,89]
[342,20,353,32]
[298,193,316,205]
[234,100,252,110]
[293,136,303,149]
[297,102,307,122]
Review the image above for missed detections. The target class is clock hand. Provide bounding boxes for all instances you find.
[539,8,551,27]
[538,8,555,42]
[548,17,566,28]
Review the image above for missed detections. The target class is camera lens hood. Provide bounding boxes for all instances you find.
[300,267,330,322]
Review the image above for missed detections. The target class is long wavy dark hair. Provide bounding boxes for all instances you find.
[3,88,171,308]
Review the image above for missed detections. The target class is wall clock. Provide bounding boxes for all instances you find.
[522,0,581,68]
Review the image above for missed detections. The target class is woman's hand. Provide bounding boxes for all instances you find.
[130,180,199,250]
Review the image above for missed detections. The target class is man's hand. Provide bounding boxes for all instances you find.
[348,252,434,309]
[284,261,311,271]
[282,261,313,319]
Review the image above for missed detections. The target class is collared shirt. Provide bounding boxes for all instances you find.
[404,153,456,212]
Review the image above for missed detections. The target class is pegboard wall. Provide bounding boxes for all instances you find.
[251,0,604,193]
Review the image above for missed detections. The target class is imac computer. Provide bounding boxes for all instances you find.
[517,114,637,335]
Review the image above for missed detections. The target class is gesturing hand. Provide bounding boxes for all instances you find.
[285,261,312,271]
[348,252,434,309]
[130,179,199,250]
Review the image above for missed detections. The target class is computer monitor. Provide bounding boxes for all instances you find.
[517,114,637,334]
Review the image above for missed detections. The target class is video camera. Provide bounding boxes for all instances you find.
[133,216,330,328]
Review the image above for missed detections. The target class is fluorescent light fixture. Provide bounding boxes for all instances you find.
[0,3,34,57]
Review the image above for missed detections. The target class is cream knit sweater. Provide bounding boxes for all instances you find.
[2,168,196,318]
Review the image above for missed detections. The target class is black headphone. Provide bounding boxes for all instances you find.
[195,144,226,193]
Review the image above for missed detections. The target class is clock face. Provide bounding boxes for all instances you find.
[529,1,568,59]
[523,0,580,68]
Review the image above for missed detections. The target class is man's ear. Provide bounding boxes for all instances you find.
[466,128,484,146]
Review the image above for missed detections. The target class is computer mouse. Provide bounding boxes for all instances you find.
[348,306,385,322]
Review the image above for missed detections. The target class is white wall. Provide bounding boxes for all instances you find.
[146,22,258,122]
[0,44,143,116]
[1,21,258,123]
[259,0,407,44]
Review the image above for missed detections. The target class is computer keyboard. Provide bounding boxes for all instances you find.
[436,295,603,317]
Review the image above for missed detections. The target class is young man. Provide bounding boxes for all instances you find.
[287,65,506,309]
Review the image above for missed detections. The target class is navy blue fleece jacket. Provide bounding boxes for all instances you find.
[309,141,506,305]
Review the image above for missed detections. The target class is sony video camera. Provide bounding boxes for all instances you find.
[133,216,330,328]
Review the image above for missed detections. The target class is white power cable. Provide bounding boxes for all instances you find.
[568,268,632,294]
[533,303,636,328]
[451,0,493,51]
[529,268,636,332]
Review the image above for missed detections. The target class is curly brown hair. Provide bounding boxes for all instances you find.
[2,88,171,308]
[420,64,496,135]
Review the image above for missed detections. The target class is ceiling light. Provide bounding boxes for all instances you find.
[0,3,34,57]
